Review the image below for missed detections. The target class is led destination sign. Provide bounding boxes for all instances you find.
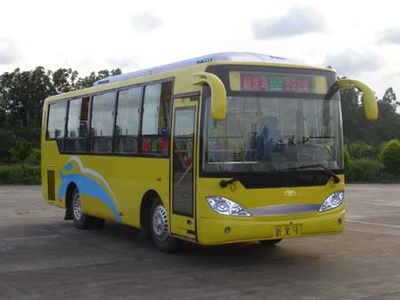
[240,73,313,93]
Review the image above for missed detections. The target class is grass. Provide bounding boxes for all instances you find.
[346,171,400,183]
[0,164,41,184]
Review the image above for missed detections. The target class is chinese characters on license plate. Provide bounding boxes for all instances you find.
[274,224,302,238]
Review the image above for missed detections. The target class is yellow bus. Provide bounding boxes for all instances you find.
[41,52,378,252]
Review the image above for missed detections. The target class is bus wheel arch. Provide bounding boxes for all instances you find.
[140,190,161,239]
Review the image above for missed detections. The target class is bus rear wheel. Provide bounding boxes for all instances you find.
[150,199,178,252]
[258,239,282,246]
[71,187,105,229]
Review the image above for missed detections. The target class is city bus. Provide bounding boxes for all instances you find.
[41,52,378,252]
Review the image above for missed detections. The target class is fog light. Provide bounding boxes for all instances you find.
[224,227,231,234]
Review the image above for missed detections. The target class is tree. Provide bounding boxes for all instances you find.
[361,88,400,143]
[76,68,122,89]
[0,129,16,162]
[340,88,364,142]
[341,87,400,143]
[382,87,398,110]
[0,71,17,125]
[52,68,79,94]
[380,139,400,174]
[0,67,53,127]
[9,141,33,176]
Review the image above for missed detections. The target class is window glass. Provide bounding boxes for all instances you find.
[142,84,162,135]
[203,95,342,173]
[67,99,82,138]
[141,82,172,154]
[115,87,142,153]
[47,101,67,139]
[91,92,116,153]
[173,107,195,216]
[65,97,90,152]
[80,97,90,136]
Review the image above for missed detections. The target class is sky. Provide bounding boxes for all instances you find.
[0,0,399,98]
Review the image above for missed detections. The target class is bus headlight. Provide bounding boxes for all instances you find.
[319,192,344,212]
[206,196,251,217]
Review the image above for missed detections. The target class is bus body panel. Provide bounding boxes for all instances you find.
[197,208,345,245]
[195,176,345,245]
[41,141,170,227]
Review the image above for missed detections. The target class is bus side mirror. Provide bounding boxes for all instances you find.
[193,72,227,120]
[337,78,378,121]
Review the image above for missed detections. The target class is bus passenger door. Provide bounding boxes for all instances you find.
[170,97,198,241]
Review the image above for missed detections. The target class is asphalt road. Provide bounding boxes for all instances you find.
[0,184,399,300]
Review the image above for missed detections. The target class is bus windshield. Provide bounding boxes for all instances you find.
[202,93,343,174]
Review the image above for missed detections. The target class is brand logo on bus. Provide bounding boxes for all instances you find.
[284,190,296,197]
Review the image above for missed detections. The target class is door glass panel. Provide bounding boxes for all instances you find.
[173,107,196,216]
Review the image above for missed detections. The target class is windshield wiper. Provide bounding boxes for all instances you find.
[277,164,340,183]
[220,173,258,188]
[219,164,340,188]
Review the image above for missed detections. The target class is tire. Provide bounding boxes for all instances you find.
[258,239,282,246]
[150,198,178,253]
[71,187,105,229]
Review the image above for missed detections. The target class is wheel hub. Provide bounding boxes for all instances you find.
[152,205,168,241]
[72,193,82,221]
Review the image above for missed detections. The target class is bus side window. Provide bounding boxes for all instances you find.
[115,87,142,154]
[140,81,172,155]
[65,97,90,153]
[79,97,90,139]
[90,92,116,153]
[46,101,67,150]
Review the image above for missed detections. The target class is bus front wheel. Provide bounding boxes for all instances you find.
[70,187,105,229]
[150,199,178,252]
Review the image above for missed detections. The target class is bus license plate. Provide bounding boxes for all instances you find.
[274,224,302,238]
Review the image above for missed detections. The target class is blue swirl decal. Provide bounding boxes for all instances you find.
[57,158,122,223]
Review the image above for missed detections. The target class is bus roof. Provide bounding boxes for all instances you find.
[94,52,301,86]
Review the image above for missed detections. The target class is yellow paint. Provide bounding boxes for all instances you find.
[195,175,345,244]
[41,141,169,228]
[193,72,226,120]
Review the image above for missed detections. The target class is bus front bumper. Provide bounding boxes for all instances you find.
[197,208,345,245]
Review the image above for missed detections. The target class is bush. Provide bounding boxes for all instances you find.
[13,127,41,148]
[26,148,41,165]
[345,158,385,182]
[0,165,41,184]
[380,139,400,174]
[0,129,16,163]
[347,141,379,159]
